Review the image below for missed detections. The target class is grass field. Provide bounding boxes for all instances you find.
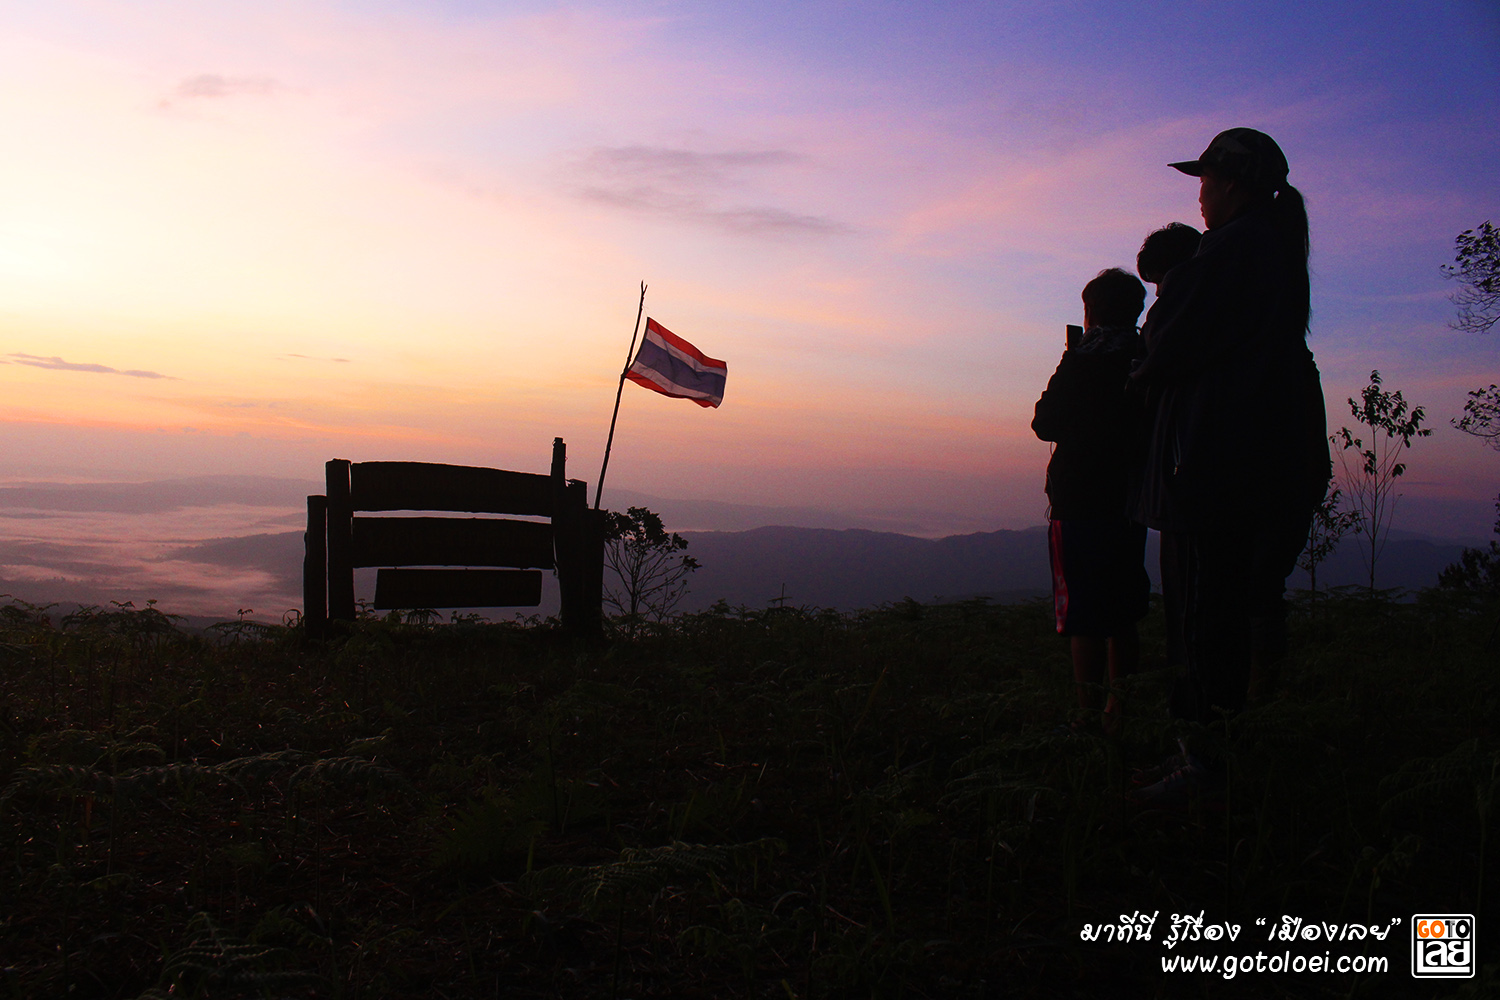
[1,587,1495,998]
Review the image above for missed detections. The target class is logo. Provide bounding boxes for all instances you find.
[1412,915,1475,978]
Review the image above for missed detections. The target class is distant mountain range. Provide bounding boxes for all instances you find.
[678,526,1052,610]
[129,522,1480,617]
[0,473,1487,619]
[675,524,1481,612]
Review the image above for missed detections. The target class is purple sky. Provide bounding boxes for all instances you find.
[1,1,1497,611]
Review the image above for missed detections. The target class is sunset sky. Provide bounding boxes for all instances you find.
[3,0,1498,597]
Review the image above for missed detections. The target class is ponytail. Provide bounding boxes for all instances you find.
[1264,182,1311,335]
[1270,182,1309,266]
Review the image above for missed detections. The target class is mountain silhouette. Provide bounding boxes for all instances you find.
[678,526,1051,610]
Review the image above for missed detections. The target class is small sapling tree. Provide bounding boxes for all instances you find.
[1335,370,1431,593]
[1298,485,1361,597]
[602,506,700,634]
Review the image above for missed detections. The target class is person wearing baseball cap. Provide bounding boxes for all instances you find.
[1130,128,1332,804]
[1169,128,1291,193]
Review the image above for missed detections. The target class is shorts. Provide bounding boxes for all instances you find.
[1048,518,1150,637]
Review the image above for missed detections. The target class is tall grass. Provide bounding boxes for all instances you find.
[0,589,1493,997]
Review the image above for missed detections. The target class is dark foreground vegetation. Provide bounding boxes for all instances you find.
[1,588,1496,999]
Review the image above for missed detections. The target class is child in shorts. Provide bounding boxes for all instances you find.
[1032,267,1151,736]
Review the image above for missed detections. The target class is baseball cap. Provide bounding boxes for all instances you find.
[1170,128,1289,191]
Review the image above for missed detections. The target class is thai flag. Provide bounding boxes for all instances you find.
[625,318,727,408]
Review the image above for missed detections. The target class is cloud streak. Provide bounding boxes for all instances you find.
[8,354,178,380]
[172,74,285,99]
[0,476,317,515]
[581,147,801,186]
[573,145,848,237]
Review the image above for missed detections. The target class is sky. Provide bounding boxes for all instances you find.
[2,0,1499,611]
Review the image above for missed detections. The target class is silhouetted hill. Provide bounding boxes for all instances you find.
[679,525,1053,611]
[678,525,1483,612]
[1284,529,1492,593]
[125,525,1500,616]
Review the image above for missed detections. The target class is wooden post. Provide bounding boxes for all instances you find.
[303,494,328,636]
[550,436,566,484]
[326,459,355,622]
[551,438,575,632]
[562,479,602,638]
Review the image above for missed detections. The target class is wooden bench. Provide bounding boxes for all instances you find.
[303,438,603,636]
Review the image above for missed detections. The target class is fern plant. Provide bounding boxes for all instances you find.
[521,838,786,917]
[431,794,546,875]
[286,756,412,796]
[150,911,323,999]
[1381,739,1499,913]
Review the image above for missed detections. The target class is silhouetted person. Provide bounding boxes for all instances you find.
[1033,268,1151,737]
[1133,221,1203,678]
[1136,222,1202,289]
[1130,128,1331,801]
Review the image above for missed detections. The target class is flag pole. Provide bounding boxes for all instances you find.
[595,281,647,510]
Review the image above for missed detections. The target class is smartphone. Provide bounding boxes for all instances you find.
[1066,324,1082,351]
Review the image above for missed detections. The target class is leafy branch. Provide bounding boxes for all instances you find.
[1443,220,1499,335]
[1334,370,1431,593]
[1297,486,1362,596]
[1454,384,1500,451]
